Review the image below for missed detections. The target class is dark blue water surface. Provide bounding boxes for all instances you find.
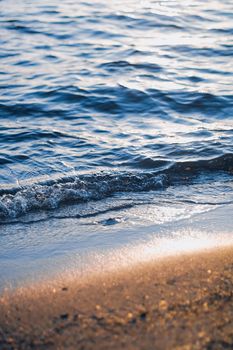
[0,0,233,222]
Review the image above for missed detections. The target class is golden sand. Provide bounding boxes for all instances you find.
[0,246,233,349]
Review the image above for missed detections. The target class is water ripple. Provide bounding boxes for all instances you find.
[0,0,232,220]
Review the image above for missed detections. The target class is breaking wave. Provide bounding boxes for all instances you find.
[0,154,232,220]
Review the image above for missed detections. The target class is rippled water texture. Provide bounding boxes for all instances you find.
[0,0,233,220]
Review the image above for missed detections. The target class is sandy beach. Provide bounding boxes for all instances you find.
[0,246,233,350]
[1,0,233,349]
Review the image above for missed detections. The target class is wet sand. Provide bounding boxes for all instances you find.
[0,246,233,350]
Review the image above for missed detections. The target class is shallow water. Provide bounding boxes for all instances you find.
[0,0,233,285]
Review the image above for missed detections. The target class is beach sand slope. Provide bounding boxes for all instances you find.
[0,247,233,350]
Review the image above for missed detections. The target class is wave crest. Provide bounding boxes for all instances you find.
[0,153,232,221]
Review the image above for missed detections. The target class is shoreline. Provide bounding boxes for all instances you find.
[1,245,233,349]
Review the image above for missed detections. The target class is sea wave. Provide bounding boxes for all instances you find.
[0,0,233,222]
[0,154,232,220]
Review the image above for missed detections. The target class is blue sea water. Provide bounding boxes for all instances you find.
[0,0,233,286]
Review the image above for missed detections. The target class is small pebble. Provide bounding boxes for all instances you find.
[60,313,68,320]
[159,300,168,311]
